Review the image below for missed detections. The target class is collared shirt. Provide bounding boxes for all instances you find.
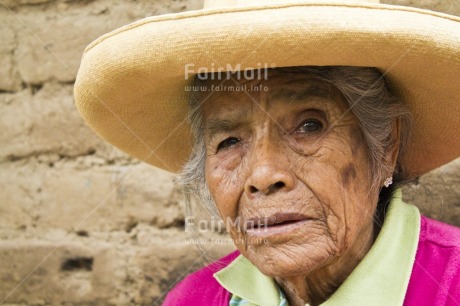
[214,190,421,306]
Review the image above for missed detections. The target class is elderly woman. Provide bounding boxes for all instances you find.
[75,0,460,305]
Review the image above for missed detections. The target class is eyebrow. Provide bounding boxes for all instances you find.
[202,85,334,142]
[269,86,332,104]
[203,112,249,142]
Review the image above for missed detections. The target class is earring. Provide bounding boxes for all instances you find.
[384,177,393,188]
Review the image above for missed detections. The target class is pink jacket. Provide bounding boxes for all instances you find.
[163,216,460,306]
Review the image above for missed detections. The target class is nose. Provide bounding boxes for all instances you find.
[244,143,295,197]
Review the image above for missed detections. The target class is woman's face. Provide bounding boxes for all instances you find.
[202,72,379,278]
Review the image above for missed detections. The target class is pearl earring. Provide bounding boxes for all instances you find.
[384,177,393,188]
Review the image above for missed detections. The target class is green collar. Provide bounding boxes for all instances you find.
[214,190,421,306]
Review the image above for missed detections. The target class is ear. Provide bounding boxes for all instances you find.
[386,118,401,175]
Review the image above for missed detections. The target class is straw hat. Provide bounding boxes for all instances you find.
[74,0,460,177]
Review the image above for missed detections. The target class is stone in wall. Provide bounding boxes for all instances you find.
[384,0,460,15]
[403,158,460,226]
[0,14,22,92]
[2,0,202,86]
[0,157,182,232]
[0,240,122,305]
[0,83,106,161]
[0,228,234,305]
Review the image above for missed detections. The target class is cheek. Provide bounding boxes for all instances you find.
[341,163,358,187]
[205,156,244,220]
[335,145,375,246]
[295,135,374,249]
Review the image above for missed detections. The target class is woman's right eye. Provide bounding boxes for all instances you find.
[217,137,240,152]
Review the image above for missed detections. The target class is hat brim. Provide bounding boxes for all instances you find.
[74,1,460,177]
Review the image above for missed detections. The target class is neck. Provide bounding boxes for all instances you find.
[275,222,376,306]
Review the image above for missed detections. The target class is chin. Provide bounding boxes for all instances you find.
[243,241,336,278]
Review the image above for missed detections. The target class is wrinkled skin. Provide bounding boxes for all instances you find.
[201,71,394,306]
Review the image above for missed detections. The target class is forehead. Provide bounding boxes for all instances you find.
[197,70,347,119]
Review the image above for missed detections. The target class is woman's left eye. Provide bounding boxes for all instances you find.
[216,137,240,152]
[298,119,323,133]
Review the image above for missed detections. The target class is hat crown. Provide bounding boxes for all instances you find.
[203,0,380,9]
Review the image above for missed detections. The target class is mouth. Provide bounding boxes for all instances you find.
[244,213,312,237]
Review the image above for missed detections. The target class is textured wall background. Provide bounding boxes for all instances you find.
[0,0,459,305]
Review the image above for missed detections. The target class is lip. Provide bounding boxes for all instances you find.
[244,213,312,238]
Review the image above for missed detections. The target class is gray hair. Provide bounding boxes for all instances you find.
[178,66,412,221]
